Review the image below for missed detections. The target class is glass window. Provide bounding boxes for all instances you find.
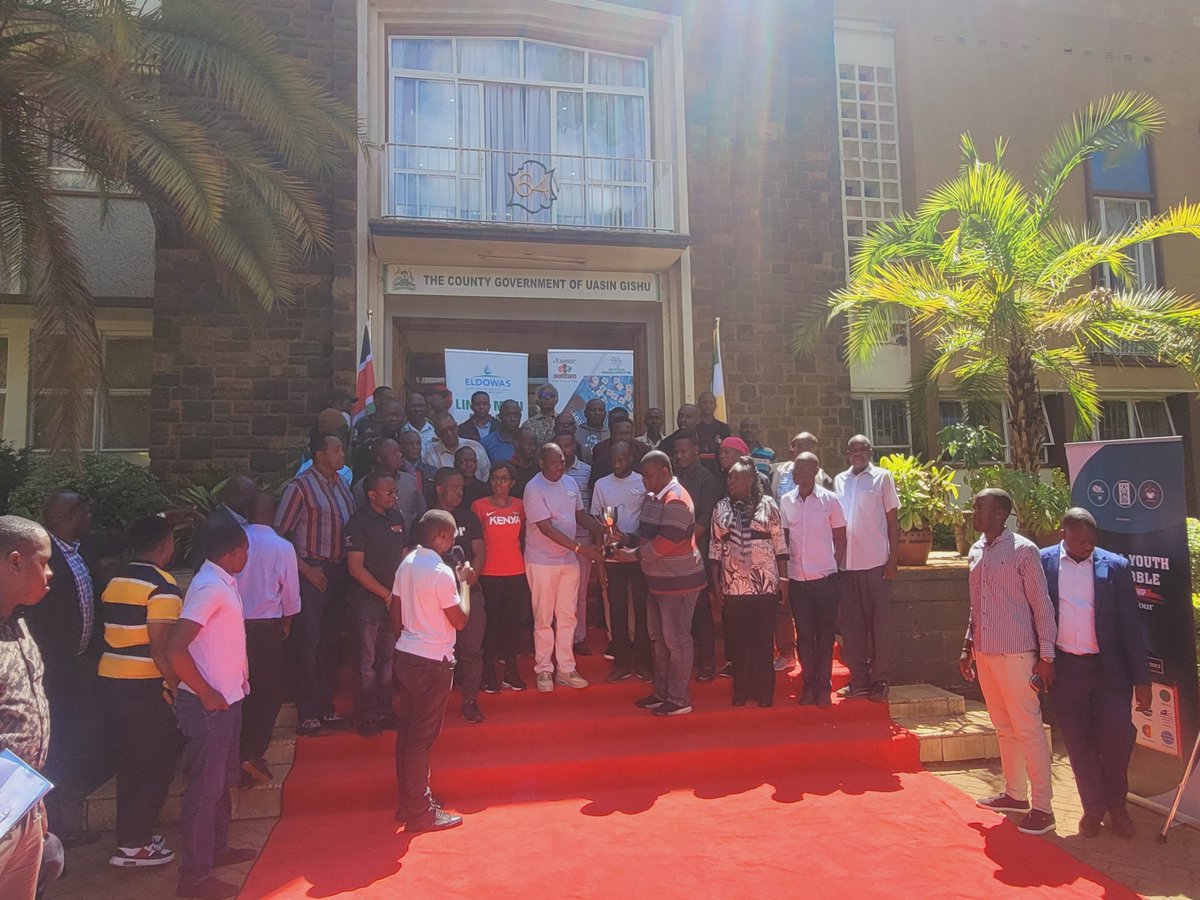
[457,39,519,78]
[1097,400,1133,441]
[391,39,453,72]
[1094,197,1157,290]
[1134,400,1174,438]
[588,52,646,87]
[870,398,909,452]
[525,42,584,83]
[1090,145,1153,195]
[852,398,867,436]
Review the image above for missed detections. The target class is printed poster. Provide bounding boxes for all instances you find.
[548,350,635,423]
[443,350,528,424]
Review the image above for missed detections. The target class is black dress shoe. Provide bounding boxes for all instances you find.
[406,808,463,833]
[798,690,817,707]
[757,699,773,708]
[732,697,748,707]
[1108,807,1136,839]
[572,641,592,656]
[1079,814,1102,838]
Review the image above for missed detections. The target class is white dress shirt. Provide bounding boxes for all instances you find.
[393,546,459,662]
[235,524,301,620]
[422,437,491,481]
[834,464,899,571]
[779,485,846,581]
[1056,543,1100,655]
[180,561,250,704]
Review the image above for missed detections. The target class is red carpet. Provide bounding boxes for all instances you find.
[239,641,1138,899]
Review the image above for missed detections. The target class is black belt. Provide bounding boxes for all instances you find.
[1058,650,1099,659]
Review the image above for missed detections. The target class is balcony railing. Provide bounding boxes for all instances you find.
[381,144,676,233]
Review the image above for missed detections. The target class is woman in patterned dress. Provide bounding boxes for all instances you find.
[709,457,789,707]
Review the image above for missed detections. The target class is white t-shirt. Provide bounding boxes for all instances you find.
[834,464,900,571]
[179,561,250,704]
[422,437,492,481]
[779,485,846,581]
[522,472,583,566]
[591,472,647,534]
[393,546,459,661]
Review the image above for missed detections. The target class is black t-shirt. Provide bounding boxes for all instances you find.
[462,477,490,509]
[509,461,539,499]
[344,506,409,605]
[675,462,722,551]
[695,419,731,475]
[443,504,483,569]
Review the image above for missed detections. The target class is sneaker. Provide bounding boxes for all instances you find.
[296,718,324,737]
[605,666,633,683]
[603,644,616,661]
[695,667,716,683]
[838,685,871,699]
[555,669,589,689]
[572,641,593,656]
[405,808,464,833]
[213,846,257,867]
[321,712,352,731]
[773,654,796,672]
[717,662,734,679]
[652,701,693,717]
[356,718,381,737]
[536,673,554,693]
[869,681,890,703]
[634,665,654,682]
[461,700,485,724]
[176,876,240,899]
[976,793,1031,814]
[1017,809,1056,835]
[502,673,527,692]
[111,842,175,868]
[634,693,665,709]
[482,674,502,695]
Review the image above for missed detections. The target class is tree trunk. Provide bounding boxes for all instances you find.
[1006,347,1046,475]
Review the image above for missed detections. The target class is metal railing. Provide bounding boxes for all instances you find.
[380,144,676,232]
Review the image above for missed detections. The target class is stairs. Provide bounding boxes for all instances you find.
[889,683,1052,763]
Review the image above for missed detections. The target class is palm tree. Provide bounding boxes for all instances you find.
[815,92,1200,473]
[0,0,358,452]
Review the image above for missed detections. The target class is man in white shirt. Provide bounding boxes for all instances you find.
[590,441,650,682]
[402,392,437,456]
[391,509,471,834]
[834,435,900,703]
[523,443,604,692]
[780,452,846,708]
[236,493,301,788]
[166,524,257,899]
[422,413,491,481]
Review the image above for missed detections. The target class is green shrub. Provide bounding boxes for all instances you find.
[8,454,167,529]
[0,443,31,515]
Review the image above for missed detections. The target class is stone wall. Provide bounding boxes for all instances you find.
[682,0,853,457]
[889,562,976,694]
[149,0,358,481]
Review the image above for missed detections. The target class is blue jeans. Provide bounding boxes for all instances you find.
[647,590,699,707]
[174,692,241,885]
[351,599,395,722]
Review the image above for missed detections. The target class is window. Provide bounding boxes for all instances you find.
[386,37,658,228]
[29,335,151,451]
[1089,146,1157,291]
[937,398,1055,464]
[1095,398,1174,441]
[852,395,910,456]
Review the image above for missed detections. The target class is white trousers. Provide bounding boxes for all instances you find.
[976,651,1054,812]
[526,562,581,676]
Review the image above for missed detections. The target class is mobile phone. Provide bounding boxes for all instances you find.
[450,545,467,566]
[1029,671,1045,693]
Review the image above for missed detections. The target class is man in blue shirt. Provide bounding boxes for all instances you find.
[481,400,523,466]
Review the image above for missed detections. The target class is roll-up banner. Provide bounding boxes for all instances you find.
[443,350,528,424]
[548,350,635,423]
[1065,437,1200,820]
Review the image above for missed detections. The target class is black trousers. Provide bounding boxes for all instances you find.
[723,594,777,703]
[97,677,183,848]
[241,618,288,762]
[606,563,651,670]
[455,588,486,702]
[44,655,112,834]
[692,587,716,670]
[790,575,841,700]
[393,651,455,821]
[480,574,528,678]
[1050,653,1138,818]
[289,560,347,723]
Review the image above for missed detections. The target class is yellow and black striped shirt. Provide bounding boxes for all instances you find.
[98,562,183,680]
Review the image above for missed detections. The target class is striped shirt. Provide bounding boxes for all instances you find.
[275,467,356,562]
[966,529,1057,658]
[636,478,707,595]
[98,562,183,680]
[51,535,94,653]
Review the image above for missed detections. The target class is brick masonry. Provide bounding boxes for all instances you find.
[150,0,357,481]
[682,0,853,461]
[890,564,977,694]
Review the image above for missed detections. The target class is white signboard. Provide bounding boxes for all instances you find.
[549,349,635,423]
[385,265,659,302]
[443,350,529,424]
[1133,682,1183,759]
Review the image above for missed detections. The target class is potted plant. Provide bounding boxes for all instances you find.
[878,453,960,566]
[968,465,1071,547]
[937,423,1004,555]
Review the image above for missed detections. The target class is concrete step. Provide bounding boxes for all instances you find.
[886,683,966,718]
[895,700,1052,764]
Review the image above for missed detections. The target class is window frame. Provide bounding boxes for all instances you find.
[938,397,1055,465]
[851,394,911,457]
[1085,145,1162,292]
[1093,396,1175,442]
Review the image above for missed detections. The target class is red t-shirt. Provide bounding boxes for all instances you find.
[471,497,526,577]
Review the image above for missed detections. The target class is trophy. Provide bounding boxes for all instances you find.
[600,505,619,558]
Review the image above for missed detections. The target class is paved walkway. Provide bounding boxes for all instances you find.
[44,752,1200,899]
[929,752,1200,900]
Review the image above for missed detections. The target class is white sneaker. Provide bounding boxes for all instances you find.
[555,670,589,689]
[536,672,554,693]
[109,842,175,868]
[773,655,797,672]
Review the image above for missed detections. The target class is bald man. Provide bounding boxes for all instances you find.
[189,476,257,571]
[772,433,833,500]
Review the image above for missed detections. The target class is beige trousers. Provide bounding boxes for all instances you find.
[976,650,1054,812]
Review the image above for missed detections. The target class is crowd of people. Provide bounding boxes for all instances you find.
[0,378,1155,898]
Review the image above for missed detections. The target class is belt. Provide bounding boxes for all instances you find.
[1057,650,1099,659]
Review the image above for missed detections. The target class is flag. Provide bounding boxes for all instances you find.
[352,323,377,425]
[711,317,727,422]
